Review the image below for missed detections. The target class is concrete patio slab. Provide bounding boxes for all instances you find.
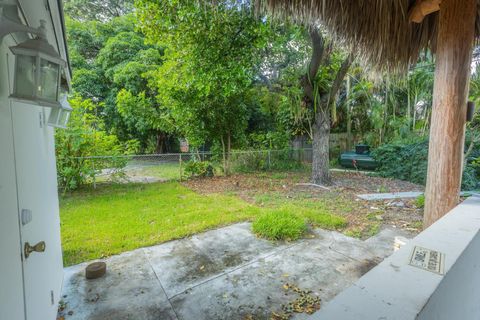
[60,223,408,320]
[61,250,177,320]
[170,241,362,319]
[143,223,283,298]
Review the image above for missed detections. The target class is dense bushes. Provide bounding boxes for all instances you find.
[182,161,214,179]
[372,139,479,190]
[55,96,137,192]
[229,149,306,173]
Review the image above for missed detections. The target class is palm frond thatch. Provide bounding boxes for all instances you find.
[262,0,480,71]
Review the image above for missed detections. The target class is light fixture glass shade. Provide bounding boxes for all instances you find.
[14,55,36,98]
[39,59,59,101]
[48,95,72,129]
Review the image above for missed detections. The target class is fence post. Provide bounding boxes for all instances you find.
[92,159,96,189]
[267,150,271,169]
[179,154,182,181]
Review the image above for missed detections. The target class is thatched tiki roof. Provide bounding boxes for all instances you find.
[264,0,479,227]
[264,0,480,70]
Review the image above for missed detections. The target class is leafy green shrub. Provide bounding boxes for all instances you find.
[229,149,305,173]
[229,151,266,172]
[55,96,136,192]
[415,194,425,208]
[372,139,479,190]
[248,132,291,150]
[372,140,429,185]
[252,209,307,240]
[183,161,214,179]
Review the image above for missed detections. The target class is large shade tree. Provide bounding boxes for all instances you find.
[136,0,270,168]
[263,0,479,227]
[300,28,352,185]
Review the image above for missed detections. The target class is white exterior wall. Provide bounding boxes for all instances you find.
[311,195,480,320]
[417,229,480,319]
[0,1,69,319]
[0,35,26,320]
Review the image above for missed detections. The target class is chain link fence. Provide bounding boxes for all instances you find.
[69,148,315,187]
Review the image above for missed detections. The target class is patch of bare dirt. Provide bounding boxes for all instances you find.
[182,171,424,237]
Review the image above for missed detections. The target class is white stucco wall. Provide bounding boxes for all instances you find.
[417,230,480,319]
[0,36,26,320]
[0,2,69,319]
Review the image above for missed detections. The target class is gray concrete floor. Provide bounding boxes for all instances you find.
[60,223,408,320]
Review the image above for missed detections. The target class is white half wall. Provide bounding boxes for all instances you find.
[417,228,480,319]
[311,195,480,320]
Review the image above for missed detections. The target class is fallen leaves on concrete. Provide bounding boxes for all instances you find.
[270,283,321,320]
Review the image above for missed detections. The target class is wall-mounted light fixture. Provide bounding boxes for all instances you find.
[9,20,66,108]
[1,4,70,127]
[466,101,476,122]
[48,94,72,128]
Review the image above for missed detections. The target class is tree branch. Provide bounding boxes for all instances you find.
[301,27,325,102]
[308,28,325,81]
[321,54,354,106]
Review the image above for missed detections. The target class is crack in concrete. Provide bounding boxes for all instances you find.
[166,232,379,302]
[143,249,181,320]
[167,240,304,301]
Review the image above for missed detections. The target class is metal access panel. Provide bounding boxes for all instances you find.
[409,246,445,275]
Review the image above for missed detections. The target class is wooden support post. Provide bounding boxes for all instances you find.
[423,0,476,228]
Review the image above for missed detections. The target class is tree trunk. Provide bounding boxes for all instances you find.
[302,28,353,186]
[226,131,231,175]
[155,132,166,153]
[407,74,411,130]
[346,76,353,150]
[221,136,227,176]
[423,0,476,228]
[312,108,331,185]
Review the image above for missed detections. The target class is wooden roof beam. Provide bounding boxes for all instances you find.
[409,0,442,23]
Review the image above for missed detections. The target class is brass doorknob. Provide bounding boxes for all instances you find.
[24,241,46,258]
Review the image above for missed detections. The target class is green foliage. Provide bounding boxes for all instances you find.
[229,150,305,173]
[55,96,136,192]
[248,131,291,150]
[252,209,307,241]
[373,139,480,190]
[183,161,214,179]
[416,194,425,208]
[372,139,429,185]
[64,0,133,21]
[65,13,172,153]
[136,0,269,151]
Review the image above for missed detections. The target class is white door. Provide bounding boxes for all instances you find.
[12,101,63,320]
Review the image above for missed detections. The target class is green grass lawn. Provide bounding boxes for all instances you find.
[138,163,182,180]
[60,181,346,266]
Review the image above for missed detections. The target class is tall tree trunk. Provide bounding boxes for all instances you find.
[302,28,353,186]
[407,74,411,129]
[312,108,331,184]
[226,131,231,175]
[346,75,353,150]
[155,132,166,153]
[221,136,227,176]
